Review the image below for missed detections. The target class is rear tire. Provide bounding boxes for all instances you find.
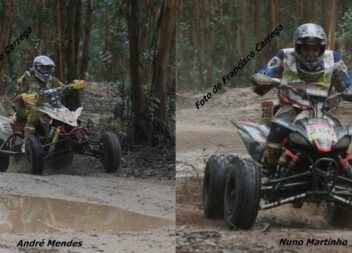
[224,158,261,229]
[100,131,121,173]
[203,155,237,219]
[25,136,44,175]
[0,139,9,172]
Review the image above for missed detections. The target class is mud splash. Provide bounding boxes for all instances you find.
[0,194,171,233]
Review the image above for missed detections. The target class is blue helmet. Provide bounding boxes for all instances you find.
[32,55,55,82]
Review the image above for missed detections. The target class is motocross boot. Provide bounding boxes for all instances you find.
[24,109,39,137]
[262,142,282,174]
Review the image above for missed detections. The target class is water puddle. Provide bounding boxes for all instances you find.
[0,195,171,233]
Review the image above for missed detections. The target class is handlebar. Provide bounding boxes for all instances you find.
[272,81,346,114]
[277,84,302,96]
[38,80,85,96]
[18,81,85,108]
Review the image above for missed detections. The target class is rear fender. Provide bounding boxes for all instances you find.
[74,107,83,120]
[0,116,13,141]
[237,122,269,163]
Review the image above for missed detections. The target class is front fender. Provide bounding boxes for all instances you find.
[272,117,310,141]
[74,107,83,120]
[237,122,269,164]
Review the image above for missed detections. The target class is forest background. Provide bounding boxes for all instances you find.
[0,0,176,146]
[177,0,352,91]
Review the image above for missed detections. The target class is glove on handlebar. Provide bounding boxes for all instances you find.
[250,74,276,96]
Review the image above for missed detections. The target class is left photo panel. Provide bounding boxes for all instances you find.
[0,0,175,252]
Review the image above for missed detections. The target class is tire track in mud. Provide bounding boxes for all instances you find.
[176,87,352,252]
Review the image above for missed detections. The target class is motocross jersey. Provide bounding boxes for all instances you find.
[258,48,352,108]
[14,70,65,123]
[16,70,64,94]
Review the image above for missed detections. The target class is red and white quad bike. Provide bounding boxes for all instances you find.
[203,77,352,229]
[0,80,121,175]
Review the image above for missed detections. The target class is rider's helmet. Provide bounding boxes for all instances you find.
[293,23,327,81]
[32,55,55,82]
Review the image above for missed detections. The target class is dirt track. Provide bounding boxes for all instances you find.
[176,87,352,252]
[0,158,175,253]
[0,83,175,252]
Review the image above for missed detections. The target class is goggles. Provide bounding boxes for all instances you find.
[35,65,55,74]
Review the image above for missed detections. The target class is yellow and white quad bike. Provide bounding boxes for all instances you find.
[0,80,121,175]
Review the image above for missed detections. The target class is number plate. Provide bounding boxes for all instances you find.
[306,123,337,142]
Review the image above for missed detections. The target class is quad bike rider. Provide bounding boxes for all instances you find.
[0,55,121,175]
[251,23,352,174]
[13,55,66,136]
[203,23,352,230]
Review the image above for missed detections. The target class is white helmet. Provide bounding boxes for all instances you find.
[32,55,55,82]
[293,23,327,81]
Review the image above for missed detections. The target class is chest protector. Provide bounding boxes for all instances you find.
[18,71,62,94]
[280,48,335,108]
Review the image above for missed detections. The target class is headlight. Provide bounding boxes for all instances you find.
[334,136,351,150]
[289,132,310,146]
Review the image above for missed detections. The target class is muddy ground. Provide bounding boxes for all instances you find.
[176,87,352,253]
[0,169,175,252]
[0,83,175,253]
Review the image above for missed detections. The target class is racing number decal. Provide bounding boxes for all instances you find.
[306,124,337,142]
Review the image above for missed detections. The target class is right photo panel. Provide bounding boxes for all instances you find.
[176,0,352,252]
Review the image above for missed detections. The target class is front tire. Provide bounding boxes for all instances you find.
[203,155,237,219]
[0,139,9,172]
[100,131,121,173]
[25,136,44,175]
[224,158,261,229]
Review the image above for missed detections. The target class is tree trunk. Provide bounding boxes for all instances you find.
[53,0,64,80]
[73,0,82,78]
[313,0,321,24]
[302,0,309,22]
[152,0,176,126]
[327,0,337,50]
[325,0,330,33]
[101,12,111,80]
[0,0,15,95]
[237,0,247,58]
[268,0,278,56]
[193,0,203,90]
[62,0,81,110]
[35,1,44,54]
[60,0,69,82]
[225,2,234,73]
[254,0,264,69]
[128,0,145,141]
[80,0,93,79]
[66,0,76,82]
[219,2,225,74]
[204,0,212,86]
